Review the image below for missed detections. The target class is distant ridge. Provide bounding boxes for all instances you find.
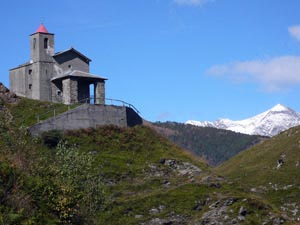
[186,104,300,137]
[153,121,265,166]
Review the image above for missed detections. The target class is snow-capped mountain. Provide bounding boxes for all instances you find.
[186,104,300,137]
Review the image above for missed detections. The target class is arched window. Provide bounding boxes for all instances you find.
[44,38,48,49]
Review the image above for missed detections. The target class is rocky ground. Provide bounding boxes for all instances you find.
[0,83,18,103]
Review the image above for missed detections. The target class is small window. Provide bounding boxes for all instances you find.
[57,91,61,96]
[68,65,72,69]
[33,38,36,49]
[44,38,48,49]
[29,84,32,90]
[28,69,32,75]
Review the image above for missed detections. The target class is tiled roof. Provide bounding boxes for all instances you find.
[36,23,49,33]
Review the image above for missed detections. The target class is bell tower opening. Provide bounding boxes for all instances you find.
[44,38,48,49]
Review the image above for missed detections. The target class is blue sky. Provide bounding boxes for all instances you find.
[1,0,300,122]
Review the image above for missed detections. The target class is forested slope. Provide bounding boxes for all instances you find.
[154,122,266,166]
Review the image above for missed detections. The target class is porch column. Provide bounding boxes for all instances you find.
[62,78,78,104]
[94,81,105,104]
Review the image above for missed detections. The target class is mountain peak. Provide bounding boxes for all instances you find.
[186,104,300,137]
[270,104,289,112]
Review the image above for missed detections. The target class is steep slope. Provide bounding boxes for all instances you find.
[153,121,265,166]
[216,125,300,222]
[187,104,300,137]
[0,96,288,224]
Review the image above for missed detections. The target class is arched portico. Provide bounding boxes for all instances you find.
[51,70,107,105]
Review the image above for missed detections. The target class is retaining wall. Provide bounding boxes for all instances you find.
[29,104,143,136]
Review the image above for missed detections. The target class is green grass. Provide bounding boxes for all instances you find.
[216,126,300,220]
[7,97,78,127]
[0,97,291,224]
[97,183,213,224]
[216,126,300,187]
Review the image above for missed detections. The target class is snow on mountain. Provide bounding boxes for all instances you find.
[186,104,300,137]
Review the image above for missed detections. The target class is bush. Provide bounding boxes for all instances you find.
[41,130,63,148]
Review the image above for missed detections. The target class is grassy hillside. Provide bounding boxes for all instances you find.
[216,126,300,222]
[8,98,77,128]
[154,121,265,166]
[0,95,293,224]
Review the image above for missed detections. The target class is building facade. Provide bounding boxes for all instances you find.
[10,24,106,105]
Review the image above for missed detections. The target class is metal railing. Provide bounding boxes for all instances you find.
[31,97,140,125]
[36,105,72,123]
[106,98,140,114]
[77,97,140,114]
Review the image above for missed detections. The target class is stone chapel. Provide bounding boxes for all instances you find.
[9,24,106,105]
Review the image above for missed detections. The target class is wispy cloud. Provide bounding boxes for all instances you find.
[206,56,300,92]
[174,0,213,7]
[288,25,300,41]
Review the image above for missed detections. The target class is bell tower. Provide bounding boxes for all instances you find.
[28,24,55,101]
[30,24,54,62]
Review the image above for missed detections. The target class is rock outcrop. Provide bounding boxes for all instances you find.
[0,83,18,103]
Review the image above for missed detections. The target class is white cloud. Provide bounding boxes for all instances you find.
[206,56,300,92]
[288,25,300,41]
[174,0,213,6]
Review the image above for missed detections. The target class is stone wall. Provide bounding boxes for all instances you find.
[38,62,55,101]
[9,66,26,97]
[54,51,89,73]
[51,82,63,103]
[29,104,143,136]
[9,61,55,102]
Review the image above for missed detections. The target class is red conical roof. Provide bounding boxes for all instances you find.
[35,23,49,33]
